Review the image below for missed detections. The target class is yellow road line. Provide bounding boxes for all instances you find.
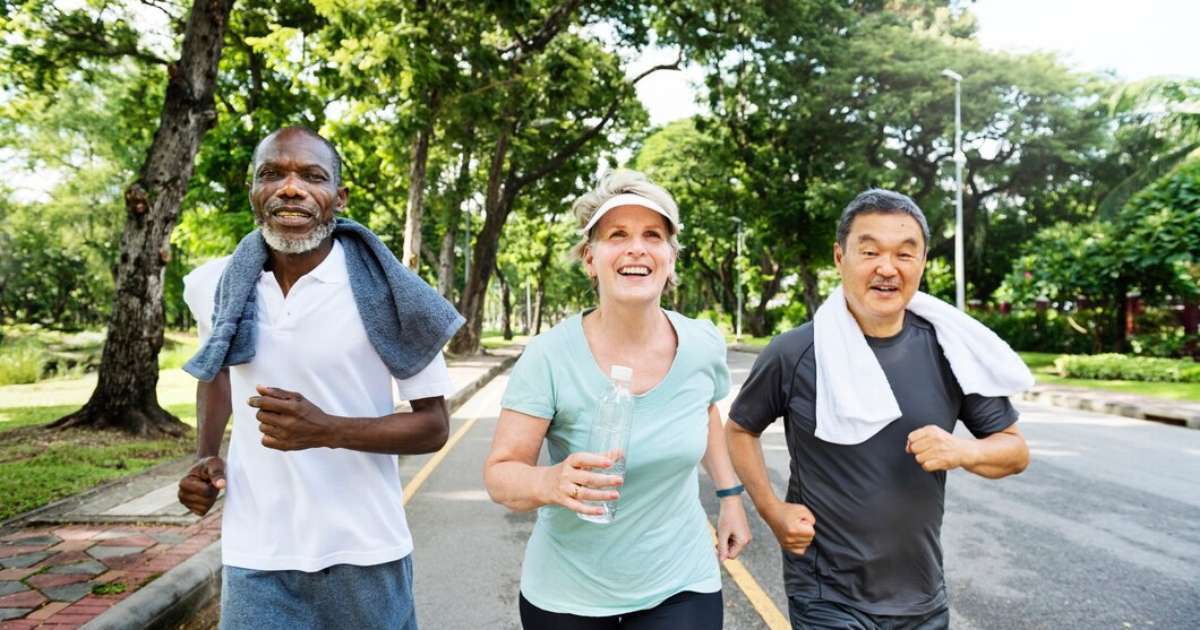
[709,523,790,629]
[403,417,479,505]
[402,383,499,504]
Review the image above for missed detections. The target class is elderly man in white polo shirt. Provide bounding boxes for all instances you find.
[177,126,464,630]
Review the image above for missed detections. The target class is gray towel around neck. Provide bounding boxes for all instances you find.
[183,217,465,382]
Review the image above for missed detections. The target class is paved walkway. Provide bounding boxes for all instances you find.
[0,349,517,629]
[0,517,221,627]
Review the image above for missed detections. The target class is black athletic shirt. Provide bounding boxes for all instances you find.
[730,312,1018,616]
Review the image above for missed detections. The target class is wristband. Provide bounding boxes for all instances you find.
[715,484,744,498]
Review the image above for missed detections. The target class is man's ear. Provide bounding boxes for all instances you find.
[833,242,844,269]
[336,186,348,213]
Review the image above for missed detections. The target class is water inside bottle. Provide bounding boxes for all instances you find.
[578,365,634,525]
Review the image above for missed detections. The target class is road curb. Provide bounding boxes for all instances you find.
[81,350,520,629]
[727,343,1200,430]
[1017,388,1200,429]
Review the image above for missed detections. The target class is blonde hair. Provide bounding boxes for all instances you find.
[571,170,682,289]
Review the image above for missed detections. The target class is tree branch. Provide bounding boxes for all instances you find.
[512,53,683,191]
[499,0,585,60]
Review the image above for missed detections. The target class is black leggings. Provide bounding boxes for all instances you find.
[519,590,723,629]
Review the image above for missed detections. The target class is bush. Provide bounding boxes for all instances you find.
[976,309,1099,354]
[1129,329,1199,359]
[1054,354,1200,383]
[0,342,45,385]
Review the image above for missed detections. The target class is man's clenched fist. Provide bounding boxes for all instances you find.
[178,456,226,516]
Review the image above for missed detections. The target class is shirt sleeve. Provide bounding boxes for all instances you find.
[959,394,1019,438]
[728,336,793,434]
[703,320,731,404]
[182,262,221,345]
[500,338,555,421]
[393,352,455,401]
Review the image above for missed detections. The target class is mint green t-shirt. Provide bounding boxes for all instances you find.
[501,309,731,616]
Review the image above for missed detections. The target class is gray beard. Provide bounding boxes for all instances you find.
[257,219,335,254]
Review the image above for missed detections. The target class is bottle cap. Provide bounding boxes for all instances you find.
[610,365,633,382]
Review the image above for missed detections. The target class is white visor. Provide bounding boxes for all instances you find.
[580,193,683,236]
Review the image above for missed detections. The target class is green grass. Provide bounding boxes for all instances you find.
[480,333,530,349]
[0,363,199,522]
[1019,351,1200,402]
[1018,352,1060,370]
[0,410,193,522]
[92,582,127,595]
[1031,372,1200,402]
[725,334,772,348]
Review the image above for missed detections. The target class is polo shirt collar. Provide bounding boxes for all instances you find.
[260,238,347,285]
[306,239,347,284]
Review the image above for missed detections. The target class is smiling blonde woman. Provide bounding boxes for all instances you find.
[483,170,750,629]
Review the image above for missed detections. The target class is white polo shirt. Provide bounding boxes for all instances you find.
[183,241,454,572]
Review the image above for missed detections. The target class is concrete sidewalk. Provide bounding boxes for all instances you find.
[1018,383,1200,429]
[0,348,518,629]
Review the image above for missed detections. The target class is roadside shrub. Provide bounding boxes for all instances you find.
[0,342,45,385]
[1054,354,1200,383]
[1128,329,1199,359]
[976,309,1098,354]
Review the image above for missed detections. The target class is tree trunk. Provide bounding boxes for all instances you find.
[450,187,516,354]
[50,0,235,436]
[534,280,546,335]
[401,103,436,271]
[746,252,783,337]
[531,212,559,335]
[496,261,514,340]
[437,140,474,300]
[799,261,822,321]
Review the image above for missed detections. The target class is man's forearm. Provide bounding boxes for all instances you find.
[195,369,232,459]
[329,396,450,455]
[963,429,1029,479]
[725,421,782,514]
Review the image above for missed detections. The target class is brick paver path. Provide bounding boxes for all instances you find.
[0,511,221,628]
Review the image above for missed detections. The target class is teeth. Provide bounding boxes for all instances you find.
[619,266,651,276]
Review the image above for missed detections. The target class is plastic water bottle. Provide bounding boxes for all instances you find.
[578,365,634,524]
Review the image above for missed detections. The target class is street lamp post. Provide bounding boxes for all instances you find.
[942,68,966,311]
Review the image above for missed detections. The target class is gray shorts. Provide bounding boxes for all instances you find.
[220,555,417,630]
[788,595,948,630]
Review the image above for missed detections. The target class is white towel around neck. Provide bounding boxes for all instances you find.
[812,285,1034,445]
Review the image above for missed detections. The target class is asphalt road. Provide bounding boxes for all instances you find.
[404,350,1200,629]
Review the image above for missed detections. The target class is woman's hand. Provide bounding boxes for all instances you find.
[716,495,752,561]
[539,451,624,516]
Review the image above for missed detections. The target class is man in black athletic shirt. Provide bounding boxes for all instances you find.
[726,189,1030,629]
